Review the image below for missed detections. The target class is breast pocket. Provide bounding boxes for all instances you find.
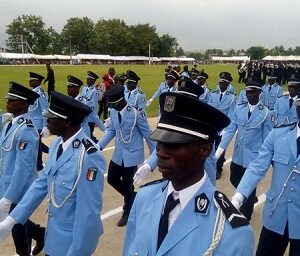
[272,151,290,165]
[236,118,246,126]
[128,240,149,256]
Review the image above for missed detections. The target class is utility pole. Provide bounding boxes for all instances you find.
[70,38,72,65]
[148,43,151,65]
[20,34,25,64]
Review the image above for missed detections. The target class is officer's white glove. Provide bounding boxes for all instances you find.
[40,127,50,138]
[0,198,12,222]
[2,113,13,124]
[0,216,16,245]
[104,117,111,128]
[231,192,245,210]
[214,147,225,160]
[146,99,153,107]
[133,163,152,186]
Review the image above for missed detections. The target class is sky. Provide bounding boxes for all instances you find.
[0,0,300,52]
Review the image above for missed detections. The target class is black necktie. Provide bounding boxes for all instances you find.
[5,121,12,135]
[289,98,294,109]
[118,112,122,124]
[248,110,251,119]
[269,86,272,92]
[157,193,180,251]
[56,144,63,160]
[219,93,223,102]
[297,136,300,157]
[128,91,131,99]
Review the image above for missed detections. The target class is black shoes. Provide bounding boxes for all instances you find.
[32,227,45,255]
[216,171,222,180]
[117,213,129,227]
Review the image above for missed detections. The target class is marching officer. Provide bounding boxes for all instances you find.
[272,75,300,126]
[80,71,100,142]
[196,71,210,103]
[124,70,146,110]
[66,75,106,136]
[146,70,179,107]
[231,99,300,256]
[261,75,283,110]
[123,90,254,256]
[0,92,106,256]
[28,72,49,171]
[215,72,235,93]
[0,82,45,256]
[215,77,273,220]
[98,86,156,227]
[209,72,236,179]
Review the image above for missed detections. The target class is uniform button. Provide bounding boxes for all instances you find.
[243,146,245,148]
[62,182,65,185]
[292,177,296,181]
[134,253,138,256]
[279,159,282,161]
[294,166,297,169]
[290,188,295,191]
[288,199,292,203]
[49,213,52,217]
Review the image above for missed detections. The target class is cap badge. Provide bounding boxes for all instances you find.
[164,96,176,112]
[195,193,210,214]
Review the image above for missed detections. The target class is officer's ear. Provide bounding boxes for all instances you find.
[194,140,212,159]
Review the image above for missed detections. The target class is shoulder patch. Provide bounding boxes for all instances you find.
[140,178,166,188]
[214,191,249,228]
[25,119,34,127]
[82,139,98,154]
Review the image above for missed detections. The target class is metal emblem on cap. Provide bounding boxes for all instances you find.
[164,96,176,112]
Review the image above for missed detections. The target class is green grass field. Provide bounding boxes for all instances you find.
[0,64,242,117]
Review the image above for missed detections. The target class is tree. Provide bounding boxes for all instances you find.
[6,15,50,54]
[46,27,62,54]
[246,46,267,60]
[158,34,178,56]
[129,23,160,56]
[60,17,95,54]
[94,19,133,55]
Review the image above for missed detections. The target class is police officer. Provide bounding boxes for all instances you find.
[196,71,210,103]
[98,86,156,227]
[0,92,106,256]
[124,70,146,110]
[146,70,179,107]
[43,62,55,99]
[209,72,236,179]
[231,99,300,256]
[66,75,106,136]
[80,71,100,142]
[273,75,300,126]
[0,82,45,256]
[28,72,49,171]
[122,90,254,256]
[261,75,283,110]
[216,78,273,220]
[215,72,235,93]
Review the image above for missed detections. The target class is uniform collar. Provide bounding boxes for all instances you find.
[11,113,27,125]
[33,86,41,92]
[165,172,207,210]
[59,128,82,151]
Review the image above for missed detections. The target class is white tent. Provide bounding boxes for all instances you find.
[0,52,31,59]
[211,56,250,62]
[76,54,111,60]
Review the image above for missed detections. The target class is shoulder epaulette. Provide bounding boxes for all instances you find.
[214,191,249,228]
[25,119,34,127]
[140,178,166,188]
[275,122,297,129]
[278,94,288,98]
[238,102,248,105]
[82,139,98,154]
[138,90,144,94]
[211,90,218,94]
[226,91,234,95]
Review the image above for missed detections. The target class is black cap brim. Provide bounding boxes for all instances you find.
[150,128,200,143]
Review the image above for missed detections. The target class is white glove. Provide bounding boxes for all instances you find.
[231,192,245,210]
[146,99,153,107]
[104,117,111,128]
[214,147,225,160]
[0,198,12,222]
[133,163,152,186]
[40,127,50,138]
[2,113,13,124]
[0,216,16,245]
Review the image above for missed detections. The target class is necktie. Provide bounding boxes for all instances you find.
[248,110,251,119]
[269,86,272,92]
[297,136,300,157]
[219,93,223,102]
[128,91,131,99]
[5,121,12,135]
[56,144,63,160]
[157,193,180,251]
[289,98,294,109]
[118,112,122,124]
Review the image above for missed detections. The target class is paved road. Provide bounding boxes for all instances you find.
[0,117,288,256]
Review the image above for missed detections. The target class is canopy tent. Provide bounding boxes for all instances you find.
[262,55,300,61]
[211,56,250,62]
